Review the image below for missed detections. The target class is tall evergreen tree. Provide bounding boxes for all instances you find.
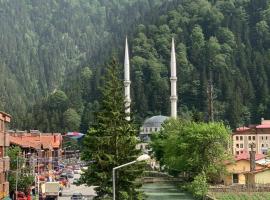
[81,58,144,200]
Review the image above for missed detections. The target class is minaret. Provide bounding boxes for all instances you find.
[124,37,131,121]
[170,38,177,118]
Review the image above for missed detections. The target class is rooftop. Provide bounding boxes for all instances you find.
[235,119,270,133]
[9,132,62,149]
[235,150,266,161]
[142,115,169,128]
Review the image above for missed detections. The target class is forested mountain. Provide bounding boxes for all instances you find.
[0,0,166,127]
[128,0,270,128]
[1,0,270,130]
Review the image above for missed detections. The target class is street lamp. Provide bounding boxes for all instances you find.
[37,149,44,199]
[112,154,150,200]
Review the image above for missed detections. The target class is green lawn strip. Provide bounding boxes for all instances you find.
[211,192,270,200]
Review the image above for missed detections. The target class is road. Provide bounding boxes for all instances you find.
[59,174,96,200]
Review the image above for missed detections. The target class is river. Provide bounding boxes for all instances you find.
[142,182,194,200]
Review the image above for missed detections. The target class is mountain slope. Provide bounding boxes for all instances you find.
[0,0,166,126]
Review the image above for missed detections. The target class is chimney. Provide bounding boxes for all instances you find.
[250,143,256,172]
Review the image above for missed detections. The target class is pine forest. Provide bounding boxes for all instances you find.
[1,0,270,131]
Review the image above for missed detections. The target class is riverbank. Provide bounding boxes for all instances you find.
[142,182,194,200]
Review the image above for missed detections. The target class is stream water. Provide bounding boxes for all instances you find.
[142,182,194,200]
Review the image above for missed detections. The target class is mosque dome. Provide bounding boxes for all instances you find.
[142,115,169,128]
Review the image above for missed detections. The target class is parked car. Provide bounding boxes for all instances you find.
[60,174,68,180]
[71,193,83,200]
[58,177,68,187]
[67,172,74,178]
[73,178,79,185]
[74,169,81,174]
[16,192,27,200]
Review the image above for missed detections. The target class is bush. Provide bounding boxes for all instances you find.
[187,172,208,199]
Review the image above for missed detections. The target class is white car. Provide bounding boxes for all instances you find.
[74,169,82,174]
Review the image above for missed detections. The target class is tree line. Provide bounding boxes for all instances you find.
[1,0,270,131]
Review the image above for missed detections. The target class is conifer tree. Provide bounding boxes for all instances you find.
[81,58,144,200]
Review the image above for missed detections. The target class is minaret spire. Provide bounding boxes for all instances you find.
[170,38,177,118]
[124,37,131,121]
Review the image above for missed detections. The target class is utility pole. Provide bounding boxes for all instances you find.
[207,71,214,122]
[15,156,18,200]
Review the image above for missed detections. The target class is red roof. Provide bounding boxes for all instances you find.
[236,126,250,131]
[256,124,270,129]
[10,134,62,149]
[235,150,266,161]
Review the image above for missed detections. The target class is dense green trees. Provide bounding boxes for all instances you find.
[7,146,34,194]
[81,58,144,199]
[0,0,166,128]
[128,0,270,128]
[151,119,231,198]
[1,0,270,130]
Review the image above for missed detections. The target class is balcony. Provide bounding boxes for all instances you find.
[0,132,9,146]
[0,157,10,172]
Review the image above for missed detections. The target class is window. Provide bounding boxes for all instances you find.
[253,136,255,140]
[150,128,152,132]
[155,128,158,132]
[262,144,264,147]
[262,136,264,140]
[236,151,239,155]
[248,136,251,140]
[267,136,268,140]
[236,136,239,140]
[240,144,243,148]
[233,174,239,183]
[240,136,243,140]
[236,144,239,148]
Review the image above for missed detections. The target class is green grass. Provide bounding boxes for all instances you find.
[211,192,270,200]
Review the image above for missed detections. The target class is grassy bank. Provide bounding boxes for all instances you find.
[210,192,270,200]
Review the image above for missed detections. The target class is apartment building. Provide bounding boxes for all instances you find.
[232,119,270,155]
[9,130,62,171]
[0,111,11,199]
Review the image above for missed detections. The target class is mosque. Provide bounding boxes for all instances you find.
[124,37,178,153]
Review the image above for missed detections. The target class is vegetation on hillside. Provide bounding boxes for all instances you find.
[0,0,166,127]
[1,0,270,131]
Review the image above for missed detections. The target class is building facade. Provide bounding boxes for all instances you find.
[9,130,62,172]
[232,119,270,155]
[0,111,11,199]
[138,115,168,153]
[224,151,266,185]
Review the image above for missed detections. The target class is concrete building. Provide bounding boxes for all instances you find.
[9,130,62,172]
[232,119,270,155]
[224,150,266,185]
[0,111,11,199]
[245,167,270,185]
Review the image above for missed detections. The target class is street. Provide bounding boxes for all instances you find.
[59,174,96,200]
